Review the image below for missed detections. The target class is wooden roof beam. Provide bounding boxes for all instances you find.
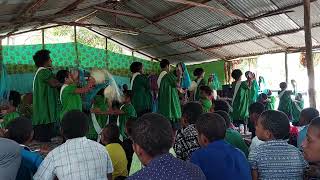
[135,0,316,51]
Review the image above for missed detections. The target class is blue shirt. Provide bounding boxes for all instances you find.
[297,125,309,149]
[191,140,251,180]
[127,153,205,180]
[248,140,308,180]
[16,146,43,180]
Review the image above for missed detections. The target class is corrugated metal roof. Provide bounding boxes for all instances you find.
[0,0,320,62]
[252,14,300,35]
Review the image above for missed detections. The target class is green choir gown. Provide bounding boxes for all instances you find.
[158,71,182,123]
[119,103,137,139]
[278,91,293,119]
[131,74,152,115]
[32,68,59,126]
[60,84,82,119]
[231,81,250,124]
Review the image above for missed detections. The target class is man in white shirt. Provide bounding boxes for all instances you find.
[34,110,113,180]
[157,59,170,88]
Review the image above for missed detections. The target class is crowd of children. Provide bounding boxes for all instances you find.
[0,50,320,180]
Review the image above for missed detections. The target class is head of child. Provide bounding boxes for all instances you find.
[56,70,77,85]
[231,69,242,81]
[255,110,289,141]
[295,93,303,101]
[196,113,226,147]
[33,50,52,68]
[199,85,212,99]
[130,62,144,74]
[213,100,230,113]
[245,71,253,81]
[9,91,21,108]
[249,102,265,125]
[101,124,120,145]
[160,59,170,72]
[123,90,133,104]
[181,102,203,128]
[215,110,232,129]
[193,68,204,79]
[258,93,268,104]
[7,117,33,145]
[61,110,89,140]
[279,82,287,91]
[302,117,320,162]
[131,113,173,166]
[122,84,128,92]
[299,108,319,126]
[125,117,136,138]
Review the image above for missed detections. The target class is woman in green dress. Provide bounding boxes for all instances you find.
[190,68,207,101]
[32,50,61,142]
[278,82,293,120]
[129,62,152,117]
[158,64,183,129]
[231,69,251,126]
[118,90,137,139]
[199,85,213,113]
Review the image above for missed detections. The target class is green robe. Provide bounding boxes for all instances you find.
[32,68,59,125]
[231,81,250,124]
[158,71,181,122]
[249,80,259,105]
[265,96,276,110]
[119,103,137,139]
[131,74,152,115]
[292,100,304,123]
[87,95,109,140]
[1,111,20,128]
[200,98,212,113]
[278,91,293,119]
[60,84,82,119]
[194,78,206,101]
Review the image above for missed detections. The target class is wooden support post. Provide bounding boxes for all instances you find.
[285,52,288,84]
[105,37,108,68]
[304,0,316,107]
[74,26,79,67]
[0,38,3,72]
[41,29,45,49]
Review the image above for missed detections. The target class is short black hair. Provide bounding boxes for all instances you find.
[260,93,268,100]
[131,113,173,157]
[61,110,89,139]
[199,85,212,96]
[33,49,51,67]
[259,110,290,140]
[231,69,242,80]
[280,82,287,89]
[9,91,21,107]
[102,124,120,144]
[245,71,251,78]
[310,117,320,130]
[7,117,33,144]
[215,110,231,127]
[122,84,128,90]
[213,100,230,113]
[160,59,170,69]
[193,68,204,77]
[124,90,133,100]
[301,108,319,124]
[125,117,136,136]
[97,88,104,96]
[249,102,265,115]
[56,70,69,84]
[182,102,203,124]
[196,113,226,141]
[130,62,143,73]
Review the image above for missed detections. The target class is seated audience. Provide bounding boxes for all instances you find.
[248,102,265,138]
[213,99,231,113]
[0,137,21,180]
[34,110,113,180]
[122,118,135,171]
[249,110,308,180]
[101,124,128,179]
[191,113,251,180]
[7,117,43,180]
[297,108,319,149]
[302,117,320,179]
[128,113,205,180]
[199,85,213,113]
[1,90,21,128]
[173,102,203,160]
[215,110,249,157]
